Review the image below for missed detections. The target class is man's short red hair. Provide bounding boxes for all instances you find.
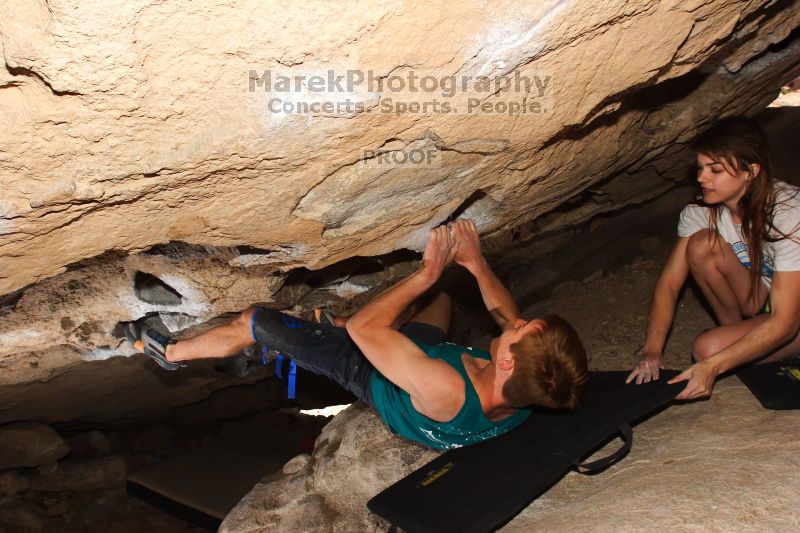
[503,314,588,409]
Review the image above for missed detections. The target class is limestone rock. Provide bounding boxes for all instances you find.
[64,430,113,459]
[30,456,127,492]
[1,0,799,299]
[44,499,70,517]
[0,499,45,532]
[219,403,439,533]
[0,471,30,496]
[86,430,112,454]
[0,422,70,470]
[0,0,799,423]
[129,424,175,452]
[639,236,662,254]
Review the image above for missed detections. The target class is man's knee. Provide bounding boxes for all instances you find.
[433,291,452,311]
[235,306,259,341]
[686,229,720,269]
[692,330,724,362]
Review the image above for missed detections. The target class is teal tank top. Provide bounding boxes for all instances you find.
[369,341,531,450]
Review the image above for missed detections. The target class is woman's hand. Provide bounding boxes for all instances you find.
[421,226,458,282]
[625,347,664,385]
[450,219,484,271]
[669,360,719,400]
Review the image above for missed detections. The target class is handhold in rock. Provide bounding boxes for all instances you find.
[133,271,183,305]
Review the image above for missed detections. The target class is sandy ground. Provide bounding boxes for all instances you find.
[544,247,715,374]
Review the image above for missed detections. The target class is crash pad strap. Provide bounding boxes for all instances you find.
[575,423,632,474]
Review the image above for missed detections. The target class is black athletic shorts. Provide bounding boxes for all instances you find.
[249,307,446,408]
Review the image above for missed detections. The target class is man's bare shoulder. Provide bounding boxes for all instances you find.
[410,360,466,422]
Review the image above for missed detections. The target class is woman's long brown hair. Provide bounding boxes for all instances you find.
[691,116,792,303]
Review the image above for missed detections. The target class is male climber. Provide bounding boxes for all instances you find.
[128,219,588,449]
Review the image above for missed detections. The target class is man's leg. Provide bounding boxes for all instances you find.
[685,229,769,326]
[397,292,452,346]
[404,291,452,334]
[250,307,377,405]
[330,291,452,332]
[163,307,258,363]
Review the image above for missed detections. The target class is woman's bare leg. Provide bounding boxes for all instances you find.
[684,229,791,363]
[693,315,800,364]
[685,229,768,325]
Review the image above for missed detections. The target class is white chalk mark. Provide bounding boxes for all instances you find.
[473,0,570,77]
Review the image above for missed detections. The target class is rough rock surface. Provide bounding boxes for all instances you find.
[0,499,46,532]
[219,403,439,533]
[0,3,799,517]
[30,456,127,492]
[0,422,70,469]
[220,243,798,531]
[2,0,800,297]
[2,1,800,380]
[0,470,30,496]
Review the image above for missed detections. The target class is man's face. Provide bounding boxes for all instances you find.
[491,318,545,361]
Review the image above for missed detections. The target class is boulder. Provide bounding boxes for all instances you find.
[0,498,45,532]
[0,422,70,470]
[30,456,127,492]
[1,1,800,398]
[0,471,30,496]
[2,0,800,299]
[64,430,113,459]
[219,403,439,532]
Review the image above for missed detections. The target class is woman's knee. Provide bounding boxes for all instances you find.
[692,330,725,362]
[685,229,720,268]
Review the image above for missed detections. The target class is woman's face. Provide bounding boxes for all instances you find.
[696,152,751,209]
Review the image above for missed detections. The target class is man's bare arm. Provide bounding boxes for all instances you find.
[346,227,464,420]
[451,219,521,330]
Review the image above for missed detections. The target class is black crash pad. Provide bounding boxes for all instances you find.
[368,370,682,533]
[738,357,800,410]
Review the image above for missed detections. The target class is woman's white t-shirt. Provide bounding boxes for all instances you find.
[677,181,800,291]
